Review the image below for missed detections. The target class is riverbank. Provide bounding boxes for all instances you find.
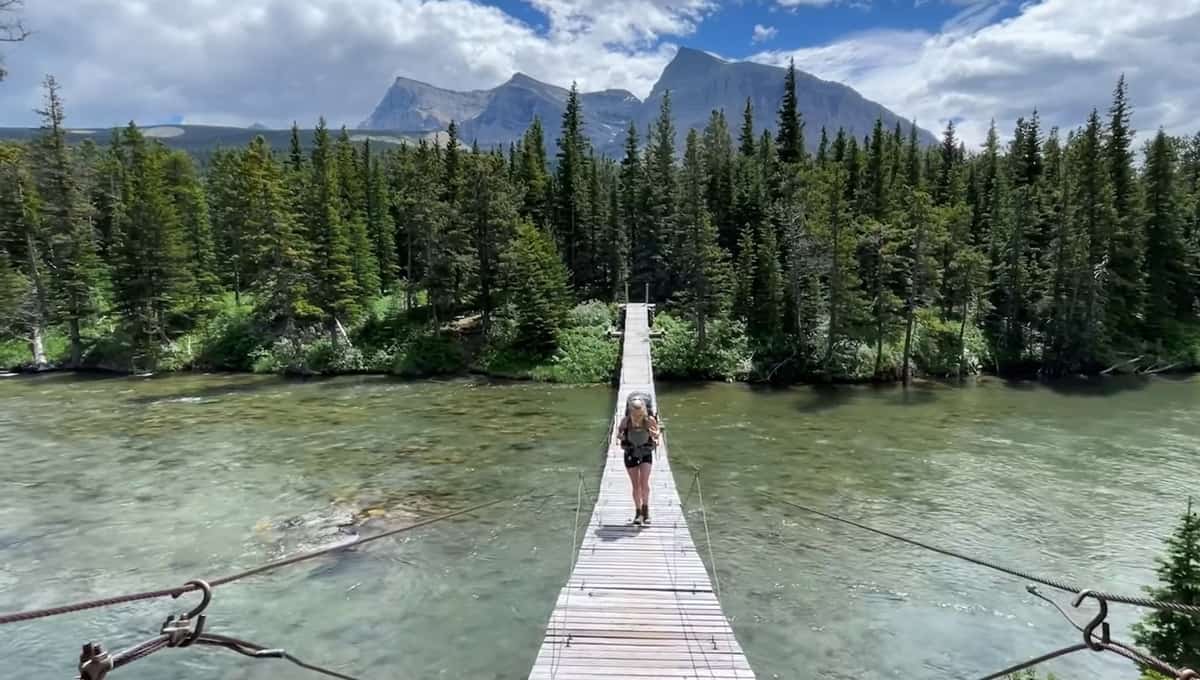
[4,296,1197,385]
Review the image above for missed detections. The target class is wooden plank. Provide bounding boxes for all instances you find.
[529,304,755,679]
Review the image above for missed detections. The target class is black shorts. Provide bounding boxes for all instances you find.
[623,448,653,468]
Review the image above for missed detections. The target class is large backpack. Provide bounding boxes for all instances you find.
[624,392,656,419]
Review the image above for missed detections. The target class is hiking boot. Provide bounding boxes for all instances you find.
[641,503,650,525]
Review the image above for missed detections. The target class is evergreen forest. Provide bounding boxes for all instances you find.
[4,65,1200,384]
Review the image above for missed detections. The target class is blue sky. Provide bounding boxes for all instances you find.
[0,0,1196,147]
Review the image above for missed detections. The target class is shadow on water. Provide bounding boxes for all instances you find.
[1041,375,1153,398]
[123,373,297,403]
[792,384,859,414]
[4,370,128,386]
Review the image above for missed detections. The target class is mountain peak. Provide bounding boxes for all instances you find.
[360,50,936,153]
[668,47,726,69]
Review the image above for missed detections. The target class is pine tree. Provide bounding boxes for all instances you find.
[467,152,519,331]
[752,217,784,340]
[975,121,1001,245]
[865,118,887,220]
[163,150,218,313]
[616,122,640,302]
[675,129,731,347]
[336,130,378,304]
[1133,499,1200,672]
[366,151,397,290]
[555,83,591,288]
[905,123,921,190]
[1105,75,1146,347]
[500,220,571,354]
[739,98,756,159]
[702,109,736,252]
[429,120,474,318]
[243,136,317,331]
[207,148,250,304]
[857,216,903,378]
[816,127,830,167]
[776,58,805,165]
[732,222,757,322]
[31,75,102,366]
[986,160,1032,368]
[111,124,190,368]
[899,189,942,385]
[0,144,50,366]
[90,131,125,259]
[307,118,360,343]
[585,152,607,297]
[1142,130,1192,336]
[949,245,988,380]
[810,163,863,371]
[643,91,677,301]
[1054,111,1118,370]
[518,117,551,229]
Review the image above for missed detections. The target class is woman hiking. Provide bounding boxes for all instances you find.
[617,394,659,526]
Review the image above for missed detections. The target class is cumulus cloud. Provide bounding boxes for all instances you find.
[1,0,1196,150]
[776,0,841,6]
[753,0,1200,147]
[752,23,779,44]
[0,0,715,128]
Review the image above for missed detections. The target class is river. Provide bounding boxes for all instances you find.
[0,372,1196,679]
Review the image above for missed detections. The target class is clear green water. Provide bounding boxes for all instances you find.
[1,373,1197,680]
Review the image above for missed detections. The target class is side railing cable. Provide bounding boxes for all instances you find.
[760,490,1200,680]
[1,491,532,679]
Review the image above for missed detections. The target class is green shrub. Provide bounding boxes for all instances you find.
[0,337,28,370]
[306,339,365,373]
[912,309,989,378]
[652,313,751,381]
[568,300,613,329]
[531,324,619,383]
[0,330,69,369]
[394,331,465,377]
[194,303,268,371]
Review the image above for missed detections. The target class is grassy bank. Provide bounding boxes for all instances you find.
[6,298,1199,386]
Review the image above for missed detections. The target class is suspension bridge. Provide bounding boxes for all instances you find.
[1,305,1198,680]
[528,302,754,679]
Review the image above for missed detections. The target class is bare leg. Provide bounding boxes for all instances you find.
[638,462,652,521]
[626,466,642,518]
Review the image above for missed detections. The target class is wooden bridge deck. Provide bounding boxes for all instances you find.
[529,303,755,679]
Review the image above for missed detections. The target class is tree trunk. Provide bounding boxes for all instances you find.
[29,326,47,368]
[957,295,969,382]
[902,307,916,386]
[826,207,840,371]
[69,316,83,368]
[874,316,884,379]
[24,230,50,368]
[404,223,414,311]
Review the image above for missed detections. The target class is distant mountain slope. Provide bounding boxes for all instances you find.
[641,48,936,150]
[361,47,935,156]
[0,125,425,160]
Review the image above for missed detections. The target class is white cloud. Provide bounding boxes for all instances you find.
[0,0,715,128]
[776,0,840,6]
[752,23,779,43]
[753,0,1200,147]
[1,0,1196,151]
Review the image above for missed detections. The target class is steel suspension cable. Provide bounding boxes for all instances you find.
[760,491,1200,616]
[0,492,527,626]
